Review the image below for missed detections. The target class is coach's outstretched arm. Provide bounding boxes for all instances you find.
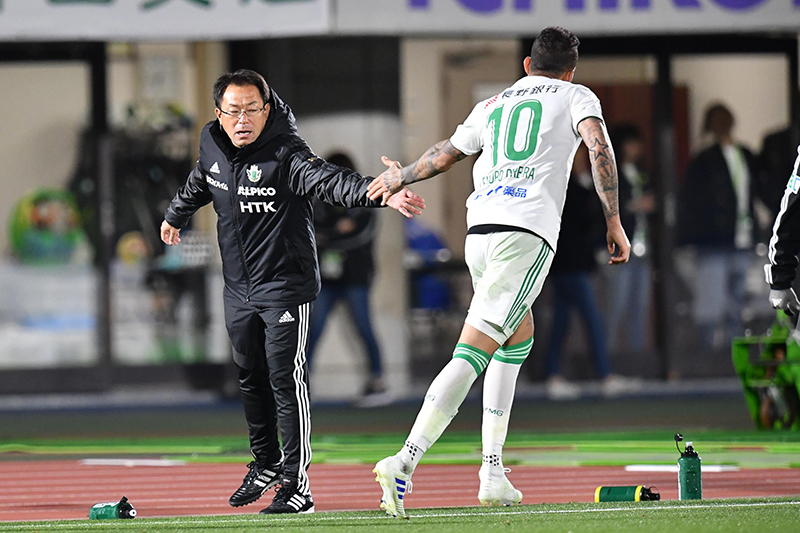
[161,163,213,246]
[366,140,468,202]
[577,117,631,265]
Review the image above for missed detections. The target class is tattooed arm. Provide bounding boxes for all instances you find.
[578,118,619,221]
[577,117,631,265]
[366,140,468,201]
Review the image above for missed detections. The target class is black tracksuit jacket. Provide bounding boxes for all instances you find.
[766,146,800,291]
[164,92,381,306]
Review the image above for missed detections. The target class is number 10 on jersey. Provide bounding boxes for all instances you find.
[487,100,543,167]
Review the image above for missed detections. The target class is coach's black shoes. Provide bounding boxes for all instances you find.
[229,460,283,507]
[260,477,315,514]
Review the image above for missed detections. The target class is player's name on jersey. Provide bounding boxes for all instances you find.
[481,165,535,186]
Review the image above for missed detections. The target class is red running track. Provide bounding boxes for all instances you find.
[0,461,799,521]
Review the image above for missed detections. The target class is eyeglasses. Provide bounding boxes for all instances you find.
[218,104,267,120]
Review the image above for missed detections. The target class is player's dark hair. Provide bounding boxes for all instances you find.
[213,69,271,109]
[529,27,580,76]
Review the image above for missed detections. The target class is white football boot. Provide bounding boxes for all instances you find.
[478,464,523,506]
[373,455,413,518]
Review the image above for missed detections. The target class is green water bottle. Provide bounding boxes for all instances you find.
[595,485,660,502]
[675,433,702,500]
[89,496,137,519]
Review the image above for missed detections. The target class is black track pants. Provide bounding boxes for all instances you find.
[225,295,313,496]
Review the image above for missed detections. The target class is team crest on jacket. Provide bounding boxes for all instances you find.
[247,165,262,183]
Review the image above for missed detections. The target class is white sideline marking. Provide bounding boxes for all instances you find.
[1,500,798,529]
[625,465,740,473]
[79,459,186,467]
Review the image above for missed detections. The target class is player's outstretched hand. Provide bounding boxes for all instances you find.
[367,156,404,203]
[161,220,181,245]
[769,288,800,316]
[606,222,630,265]
[386,188,426,219]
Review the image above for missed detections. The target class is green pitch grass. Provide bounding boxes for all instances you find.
[0,499,797,533]
[2,429,799,468]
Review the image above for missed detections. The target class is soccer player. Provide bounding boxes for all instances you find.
[160,69,424,515]
[766,145,800,316]
[367,27,630,518]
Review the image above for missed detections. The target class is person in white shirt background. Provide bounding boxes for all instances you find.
[678,103,761,349]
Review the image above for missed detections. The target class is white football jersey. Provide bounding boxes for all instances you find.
[449,75,603,251]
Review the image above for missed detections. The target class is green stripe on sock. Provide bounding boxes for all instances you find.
[453,352,483,374]
[500,348,529,357]
[455,343,491,361]
[493,337,533,364]
[502,338,533,354]
[493,352,526,364]
[504,338,533,351]
[453,343,492,374]
[456,347,490,363]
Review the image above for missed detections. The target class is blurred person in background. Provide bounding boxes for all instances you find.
[606,124,654,356]
[543,146,640,400]
[679,103,760,349]
[307,151,390,407]
[160,69,424,515]
[765,145,800,317]
[366,27,629,518]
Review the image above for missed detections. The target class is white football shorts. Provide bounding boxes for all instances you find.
[464,231,553,345]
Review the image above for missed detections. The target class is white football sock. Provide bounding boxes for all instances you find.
[482,337,532,458]
[398,356,481,473]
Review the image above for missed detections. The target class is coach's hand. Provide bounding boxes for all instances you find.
[769,288,800,316]
[160,220,181,246]
[368,156,404,203]
[385,188,426,218]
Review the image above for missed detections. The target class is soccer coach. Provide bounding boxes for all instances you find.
[160,69,424,515]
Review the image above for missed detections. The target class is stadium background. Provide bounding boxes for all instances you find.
[0,0,799,528]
